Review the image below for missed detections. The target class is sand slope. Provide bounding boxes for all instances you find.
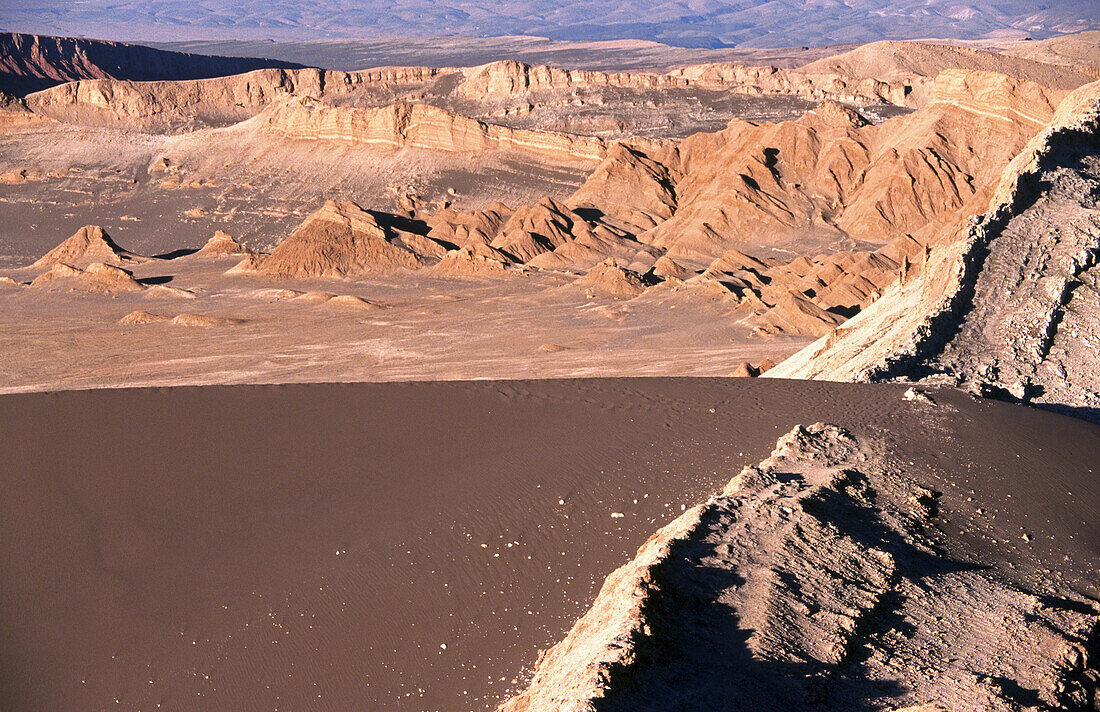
[1,379,1096,712]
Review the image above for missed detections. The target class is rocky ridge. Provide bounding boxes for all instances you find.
[766,79,1100,419]
[498,423,1099,712]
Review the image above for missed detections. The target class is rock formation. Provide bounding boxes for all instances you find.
[30,225,140,269]
[195,230,251,257]
[0,31,304,97]
[462,58,921,108]
[29,261,146,293]
[800,40,1098,104]
[255,97,612,162]
[24,65,447,131]
[767,79,1100,420]
[233,200,428,278]
[432,247,511,277]
[637,72,1058,264]
[498,423,1099,712]
[572,259,648,298]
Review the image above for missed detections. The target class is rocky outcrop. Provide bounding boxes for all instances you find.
[672,62,914,106]
[801,40,1099,104]
[460,59,919,107]
[431,247,512,277]
[24,66,449,131]
[637,72,1056,264]
[29,261,146,293]
[766,80,1100,420]
[566,144,679,232]
[498,423,1100,712]
[234,200,429,279]
[30,225,140,269]
[457,61,682,96]
[571,259,648,298]
[194,230,251,257]
[254,97,610,163]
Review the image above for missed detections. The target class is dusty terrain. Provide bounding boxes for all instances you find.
[2,379,1097,712]
[1,29,1099,712]
[3,36,1096,390]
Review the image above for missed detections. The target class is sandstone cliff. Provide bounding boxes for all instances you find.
[24,66,448,131]
[461,59,916,107]
[801,39,1098,105]
[253,97,610,162]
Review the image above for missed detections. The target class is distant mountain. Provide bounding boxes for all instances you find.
[3,0,1098,48]
[0,32,305,96]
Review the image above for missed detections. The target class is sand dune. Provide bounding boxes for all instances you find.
[1,379,1095,712]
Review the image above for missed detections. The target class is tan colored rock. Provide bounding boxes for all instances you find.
[170,313,242,327]
[649,255,691,281]
[255,97,608,163]
[29,261,146,293]
[566,144,679,231]
[754,292,844,337]
[641,72,1055,264]
[767,79,1100,400]
[241,200,423,279]
[572,259,646,299]
[118,310,170,324]
[432,247,511,277]
[25,66,449,130]
[31,225,139,269]
[195,230,251,257]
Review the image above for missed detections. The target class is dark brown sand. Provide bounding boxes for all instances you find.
[0,378,1096,712]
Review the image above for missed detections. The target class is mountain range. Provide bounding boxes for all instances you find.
[3,0,1098,48]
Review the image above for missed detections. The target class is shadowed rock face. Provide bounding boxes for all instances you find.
[0,32,304,96]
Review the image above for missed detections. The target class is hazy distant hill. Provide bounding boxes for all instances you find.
[3,0,1098,48]
[0,32,304,96]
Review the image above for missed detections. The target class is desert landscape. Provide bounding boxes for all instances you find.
[0,4,1099,711]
